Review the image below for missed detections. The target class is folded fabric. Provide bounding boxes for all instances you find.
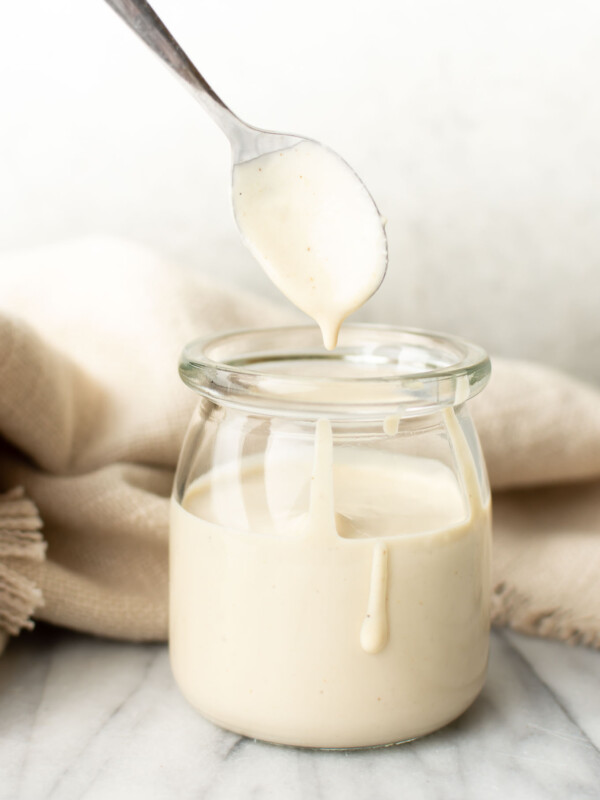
[0,238,598,654]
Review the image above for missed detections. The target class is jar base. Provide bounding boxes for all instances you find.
[184,689,484,751]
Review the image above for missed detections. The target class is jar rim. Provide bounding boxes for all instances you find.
[179,324,491,418]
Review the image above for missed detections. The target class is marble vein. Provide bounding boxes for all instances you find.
[506,629,600,750]
[45,647,162,799]
[499,630,599,754]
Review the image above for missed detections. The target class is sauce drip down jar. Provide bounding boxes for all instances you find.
[170,325,492,749]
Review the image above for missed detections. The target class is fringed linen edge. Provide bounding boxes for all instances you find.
[0,487,46,637]
[492,580,600,649]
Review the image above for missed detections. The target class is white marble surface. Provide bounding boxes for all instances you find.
[1,626,599,799]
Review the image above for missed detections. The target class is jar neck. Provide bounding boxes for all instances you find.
[179,324,491,420]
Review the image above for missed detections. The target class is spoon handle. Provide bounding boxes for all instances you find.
[103,0,246,141]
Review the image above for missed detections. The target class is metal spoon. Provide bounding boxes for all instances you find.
[103,0,388,345]
[103,0,307,163]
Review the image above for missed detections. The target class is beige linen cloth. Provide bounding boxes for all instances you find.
[1,238,599,656]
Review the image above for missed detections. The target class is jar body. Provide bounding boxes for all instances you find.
[170,326,492,749]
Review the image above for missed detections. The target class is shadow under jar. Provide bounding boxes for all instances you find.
[170,324,492,749]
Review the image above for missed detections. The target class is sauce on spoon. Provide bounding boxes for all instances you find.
[233,140,388,349]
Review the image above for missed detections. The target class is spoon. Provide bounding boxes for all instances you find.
[103,0,388,349]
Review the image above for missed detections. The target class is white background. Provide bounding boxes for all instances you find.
[1,0,599,381]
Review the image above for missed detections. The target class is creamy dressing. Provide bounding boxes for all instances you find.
[359,541,389,655]
[170,408,491,748]
[232,141,387,349]
[383,414,400,436]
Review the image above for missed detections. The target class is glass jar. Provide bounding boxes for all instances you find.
[170,324,491,749]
